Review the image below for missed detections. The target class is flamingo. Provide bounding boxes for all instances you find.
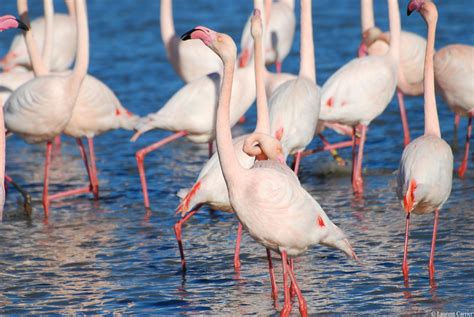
[268,0,320,175]
[0,0,76,72]
[0,15,29,221]
[182,20,357,316]
[4,0,89,216]
[398,0,453,284]
[174,10,284,301]
[160,0,222,83]
[131,21,257,210]
[434,44,474,178]
[319,0,401,194]
[239,0,295,73]
[359,0,427,147]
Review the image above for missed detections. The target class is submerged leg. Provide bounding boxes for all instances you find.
[402,213,410,281]
[42,141,53,217]
[287,259,308,317]
[234,222,243,270]
[458,113,472,178]
[280,251,292,317]
[173,207,200,272]
[136,131,188,209]
[352,125,367,194]
[266,248,278,300]
[429,209,440,282]
[87,138,99,199]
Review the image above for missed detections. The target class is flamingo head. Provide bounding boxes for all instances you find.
[243,132,285,164]
[407,0,438,24]
[181,26,236,63]
[0,15,28,32]
[407,0,425,16]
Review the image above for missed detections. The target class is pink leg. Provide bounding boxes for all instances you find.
[458,113,472,178]
[208,141,213,158]
[173,207,200,271]
[53,135,61,150]
[289,258,296,298]
[293,151,302,175]
[287,258,308,317]
[234,222,243,270]
[402,213,410,281]
[87,138,99,199]
[352,125,367,194]
[136,131,188,209]
[453,114,461,147]
[299,139,353,159]
[275,60,282,73]
[266,248,278,300]
[42,142,53,217]
[429,209,439,282]
[317,133,346,166]
[397,89,410,147]
[280,251,292,317]
[351,127,358,184]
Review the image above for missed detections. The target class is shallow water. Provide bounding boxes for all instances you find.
[1,0,473,315]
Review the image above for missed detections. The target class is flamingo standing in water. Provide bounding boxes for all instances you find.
[131,29,257,209]
[398,0,453,283]
[434,44,473,178]
[0,15,29,221]
[4,0,89,216]
[268,0,320,176]
[160,0,222,83]
[182,21,357,316]
[0,0,76,72]
[174,10,284,300]
[239,0,295,73]
[319,0,401,194]
[359,0,426,147]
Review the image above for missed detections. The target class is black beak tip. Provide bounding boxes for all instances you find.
[180,28,195,41]
[16,19,29,31]
[407,8,413,16]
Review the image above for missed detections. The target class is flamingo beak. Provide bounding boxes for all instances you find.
[407,2,418,16]
[277,155,285,165]
[16,18,29,31]
[180,28,196,41]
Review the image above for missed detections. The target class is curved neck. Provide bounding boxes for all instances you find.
[160,0,175,49]
[264,0,272,27]
[65,0,75,17]
[387,0,400,64]
[42,0,54,72]
[254,34,270,134]
[361,0,375,33]
[216,53,246,187]
[299,0,315,82]
[69,0,89,92]
[18,0,48,76]
[422,10,440,137]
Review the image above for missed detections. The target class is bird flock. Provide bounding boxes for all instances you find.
[0,0,472,315]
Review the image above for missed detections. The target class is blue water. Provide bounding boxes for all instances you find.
[0,0,473,315]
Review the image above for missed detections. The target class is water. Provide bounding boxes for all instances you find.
[1,0,473,315]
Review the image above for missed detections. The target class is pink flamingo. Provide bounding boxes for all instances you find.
[0,0,76,72]
[4,0,89,216]
[174,10,284,301]
[320,0,401,194]
[160,0,222,83]
[434,44,473,178]
[131,22,257,210]
[359,0,427,147]
[239,0,295,73]
[398,0,453,284]
[182,23,357,316]
[0,15,29,221]
[268,0,320,176]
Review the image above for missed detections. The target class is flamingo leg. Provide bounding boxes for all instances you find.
[317,133,347,166]
[287,258,308,317]
[4,175,32,215]
[136,131,188,209]
[42,141,53,217]
[429,209,439,282]
[453,114,460,150]
[173,207,200,272]
[289,258,296,298]
[208,141,214,158]
[275,60,282,74]
[351,126,358,184]
[87,137,99,199]
[234,222,243,270]
[266,248,278,300]
[293,151,302,175]
[53,135,61,151]
[402,213,410,281]
[352,125,367,194]
[458,113,472,178]
[299,139,354,159]
[397,89,411,147]
[280,251,292,317]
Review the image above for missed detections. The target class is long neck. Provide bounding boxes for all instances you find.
[299,0,315,82]
[387,0,400,64]
[18,0,48,76]
[69,0,89,92]
[254,32,270,134]
[216,54,245,187]
[160,0,175,49]
[42,0,54,72]
[361,0,375,33]
[423,11,440,137]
